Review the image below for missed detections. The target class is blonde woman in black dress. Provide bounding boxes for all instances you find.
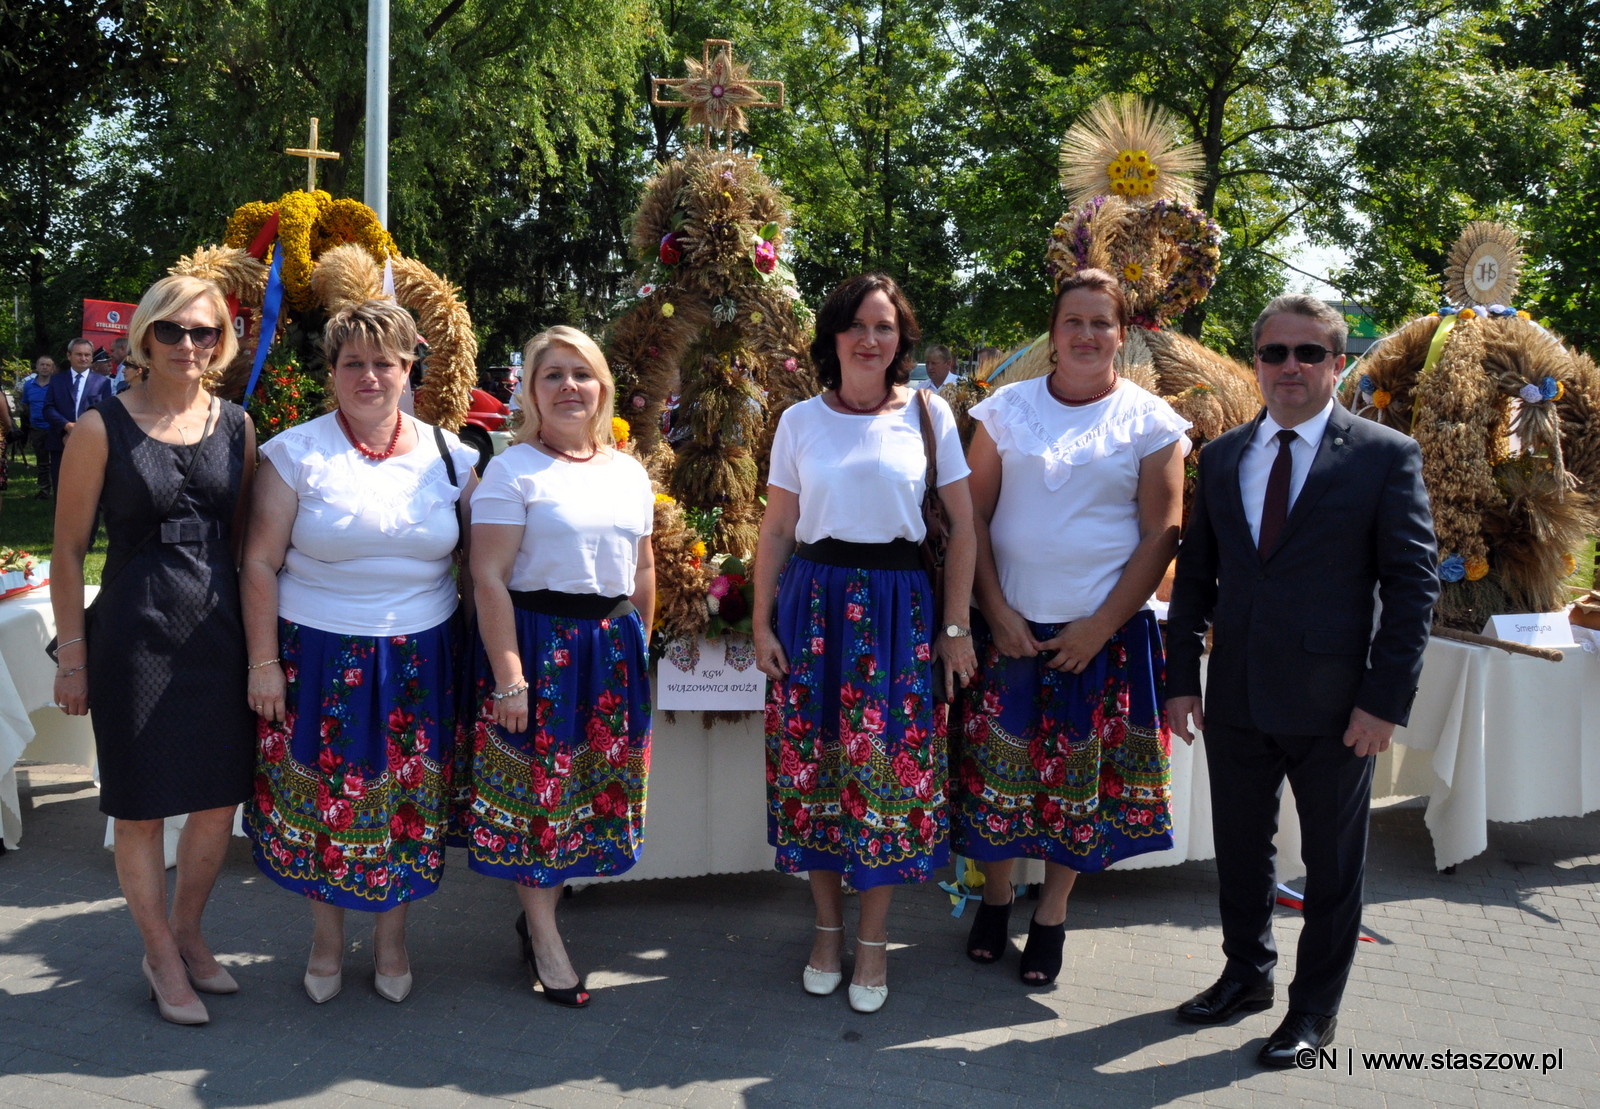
[53,275,257,1026]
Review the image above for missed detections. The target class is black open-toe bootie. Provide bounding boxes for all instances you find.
[515,912,591,1008]
[965,897,1014,964]
[1018,915,1066,986]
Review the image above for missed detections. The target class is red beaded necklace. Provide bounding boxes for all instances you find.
[833,387,893,415]
[538,433,598,464]
[337,410,403,460]
[1046,371,1118,407]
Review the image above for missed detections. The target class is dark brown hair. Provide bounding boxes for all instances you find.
[809,272,921,391]
[1051,268,1129,333]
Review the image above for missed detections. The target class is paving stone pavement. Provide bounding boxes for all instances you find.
[1,762,1597,1109]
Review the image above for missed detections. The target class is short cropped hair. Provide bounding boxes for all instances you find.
[33,355,54,372]
[1051,268,1129,331]
[514,326,616,451]
[809,273,921,392]
[925,343,953,364]
[126,275,239,374]
[1252,294,1347,355]
[321,299,419,369]
[66,337,94,353]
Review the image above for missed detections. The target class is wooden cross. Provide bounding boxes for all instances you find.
[285,116,341,192]
[652,39,785,149]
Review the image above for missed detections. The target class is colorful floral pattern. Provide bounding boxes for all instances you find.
[454,610,652,887]
[951,610,1173,872]
[765,558,949,889]
[248,619,455,909]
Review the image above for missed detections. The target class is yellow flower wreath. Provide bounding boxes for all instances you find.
[223,190,396,312]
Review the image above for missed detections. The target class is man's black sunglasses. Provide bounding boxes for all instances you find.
[151,320,223,349]
[1256,343,1336,365]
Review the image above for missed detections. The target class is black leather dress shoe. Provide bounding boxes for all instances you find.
[1175,976,1275,1024]
[1258,1010,1336,1068]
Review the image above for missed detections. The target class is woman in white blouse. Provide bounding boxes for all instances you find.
[463,326,655,1009]
[753,273,977,1014]
[242,300,478,1006]
[955,268,1188,986]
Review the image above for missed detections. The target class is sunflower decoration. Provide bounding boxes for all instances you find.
[1058,94,1204,210]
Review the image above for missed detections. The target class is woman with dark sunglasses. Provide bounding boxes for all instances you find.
[52,275,257,1026]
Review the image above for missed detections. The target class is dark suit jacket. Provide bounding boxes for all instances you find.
[42,370,115,452]
[1166,401,1440,735]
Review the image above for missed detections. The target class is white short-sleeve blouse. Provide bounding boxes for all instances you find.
[972,377,1192,623]
[470,444,654,596]
[767,392,971,545]
[259,412,477,636]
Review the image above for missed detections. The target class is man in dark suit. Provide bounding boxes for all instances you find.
[43,337,115,494]
[1165,295,1439,1068]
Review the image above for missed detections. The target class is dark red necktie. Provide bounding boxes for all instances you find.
[1257,429,1297,559]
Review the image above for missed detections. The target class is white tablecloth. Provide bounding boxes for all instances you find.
[0,586,99,845]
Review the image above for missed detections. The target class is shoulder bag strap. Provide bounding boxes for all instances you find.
[915,387,938,488]
[434,425,466,559]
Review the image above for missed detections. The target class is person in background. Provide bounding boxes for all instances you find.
[92,347,113,376]
[51,274,256,1026]
[43,338,113,495]
[1165,294,1438,1067]
[110,336,132,391]
[243,299,477,1008]
[462,325,656,1009]
[753,272,978,1015]
[21,357,53,498]
[919,344,955,389]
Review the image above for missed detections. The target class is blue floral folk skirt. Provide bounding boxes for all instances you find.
[247,618,457,911]
[765,556,949,890]
[951,609,1174,872]
[453,609,651,887]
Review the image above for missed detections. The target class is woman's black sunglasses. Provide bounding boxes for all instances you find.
[1256,343,1336,365]
[151,320,223,349]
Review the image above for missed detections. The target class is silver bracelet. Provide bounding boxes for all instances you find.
[55,637,85,652]
[490,681,529,701]
[57,664,86,676]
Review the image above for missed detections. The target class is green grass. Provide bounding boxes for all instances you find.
[1,463,106,584]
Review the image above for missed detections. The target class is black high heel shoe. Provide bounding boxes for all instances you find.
[1018,914,1066,986]
[965,896,1014,964]
[515,912,590,1008]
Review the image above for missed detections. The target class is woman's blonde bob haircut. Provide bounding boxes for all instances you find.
[513,326,616,450]
[321,299,420,368]
[126,275,239,376]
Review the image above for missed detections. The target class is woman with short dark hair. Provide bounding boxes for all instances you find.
[953,268,1188,985]
[242,299,478,1006]
[753,272,977,1013]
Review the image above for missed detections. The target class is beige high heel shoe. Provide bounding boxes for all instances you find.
[183,956,239,995]
[303,956,343,1004]
[373,949,412,1003]
[143,957,209,1025]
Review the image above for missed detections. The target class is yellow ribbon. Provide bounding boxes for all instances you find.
[1412,314,1457,433]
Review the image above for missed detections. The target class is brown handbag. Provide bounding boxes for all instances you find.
[914,390,952,701]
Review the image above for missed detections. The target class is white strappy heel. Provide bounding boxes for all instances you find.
[849,937,889,1013]
[803,924,844,995]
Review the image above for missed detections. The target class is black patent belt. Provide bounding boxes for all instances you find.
[160,519,224,543]
[508,589,635,620]
[795,537,923,572]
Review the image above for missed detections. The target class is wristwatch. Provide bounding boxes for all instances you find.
[941,624,971,639]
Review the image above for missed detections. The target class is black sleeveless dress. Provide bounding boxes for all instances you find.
[90,397,254,820]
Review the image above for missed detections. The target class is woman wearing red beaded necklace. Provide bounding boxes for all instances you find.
[241,300,480,1007]
[953,269,1189,987]
[460,326,657,1009]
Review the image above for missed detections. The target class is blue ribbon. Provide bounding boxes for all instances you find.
[242,248,285,409]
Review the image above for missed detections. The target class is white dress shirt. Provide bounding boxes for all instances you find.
[1239,399,1334,545]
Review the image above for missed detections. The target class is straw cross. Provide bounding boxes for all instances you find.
[652,39,785,149]
[285,117,341,192]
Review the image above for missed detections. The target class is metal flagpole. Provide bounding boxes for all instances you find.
[365,0,389,226]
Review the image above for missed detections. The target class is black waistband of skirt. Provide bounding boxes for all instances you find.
[795,537,924,572]
[508,590,636,620]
